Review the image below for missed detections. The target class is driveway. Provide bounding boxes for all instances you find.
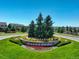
[54,33,79,42]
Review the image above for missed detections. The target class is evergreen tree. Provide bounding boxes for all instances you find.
[65,26,69,34]
[61,26,65,33]
[78,27,79,32]
[8,24,12,29]
[66,26,69,31]
[21,26,27,32]
[69,26,73,34]
[73,27,78,35]
[44,15,54,38]
[36,13,43,39]
[11,26,16,32]
[57,27,60,33]
[4,27,9,33]
[28,20,35,37]
[28,13,54,40]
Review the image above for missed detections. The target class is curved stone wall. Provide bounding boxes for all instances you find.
[21,39,59,47]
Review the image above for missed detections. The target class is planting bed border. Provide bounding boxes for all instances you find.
[21,39,60,47]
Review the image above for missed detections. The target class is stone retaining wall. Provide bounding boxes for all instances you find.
[21,39,59,47]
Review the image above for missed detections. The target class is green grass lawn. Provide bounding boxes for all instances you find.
[0,32,26,36]
[0,38,79,59]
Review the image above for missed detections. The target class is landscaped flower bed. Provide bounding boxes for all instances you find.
[9,36,71,51]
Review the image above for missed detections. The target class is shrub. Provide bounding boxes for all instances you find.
[9,38,23,45]
[53,41,61,46]
[57,41,71,47]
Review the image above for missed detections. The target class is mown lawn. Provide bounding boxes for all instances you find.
[0,32,26,36]
[0,38,79,59]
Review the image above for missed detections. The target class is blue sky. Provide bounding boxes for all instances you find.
[0,0,79,26]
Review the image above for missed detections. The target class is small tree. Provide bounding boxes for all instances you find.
[69,26,73,34]
[4,27,10,33]
[8,24,12,29]
[21,26,27,32]
[65,26,69,34]
[73,27,78,35]
[0,27,4,32]
[57,27,61,33]
[28,20,35,37]
[60,26,65,33]
[11,26,16,32]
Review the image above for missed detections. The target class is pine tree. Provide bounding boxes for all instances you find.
[57,27,61,33]
[73,27,78,35]
[44,15,54,38]
[11,26,16,32]
[28,20,35,37]
[69,26,73,34]
[4,27,10,33]
[28,13,54,40]
[61,26,65,33]
[36,13,43,39]
[78,27,79,32]
[8,24,12,29]
[21,26,27,32]
[65,26,69,34]
[66,26,69,31]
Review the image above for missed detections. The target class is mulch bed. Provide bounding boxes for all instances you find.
[26,45,51,50]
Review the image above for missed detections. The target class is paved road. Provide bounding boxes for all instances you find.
[0,34,26,40]
[54,34,79,42]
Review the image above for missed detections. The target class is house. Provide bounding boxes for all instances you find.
[9,23,24,27]
[0,22,7,28]
[9,23,24,31]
